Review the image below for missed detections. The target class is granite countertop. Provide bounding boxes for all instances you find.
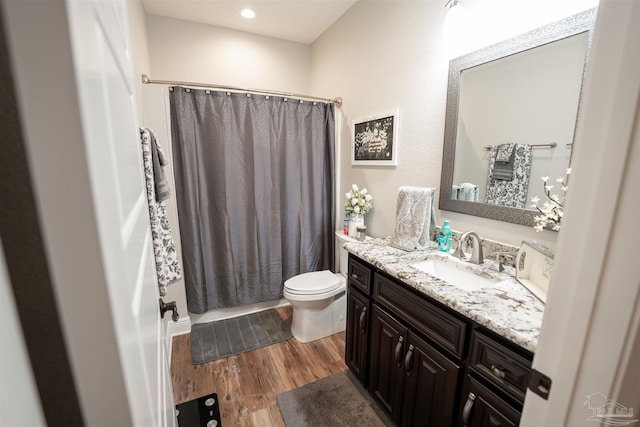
[344,237,545,353]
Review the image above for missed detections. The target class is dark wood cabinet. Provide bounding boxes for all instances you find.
[369,305,407,424]
[347,256,372,294]
[373,272,467,359]
[468,331,532,402]
[459,330,530,427]
[345,287,370,384]
[369,305,461,427]
[401,332,460,427]
[459,375,521,427]
[346,255,374,385]
[345,255,531,427]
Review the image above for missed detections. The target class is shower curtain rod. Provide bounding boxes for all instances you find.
[141,74,342,107]
[483,142,558,150]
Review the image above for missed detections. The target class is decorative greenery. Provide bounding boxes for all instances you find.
[344,184,373,215]
[530,168,571,232]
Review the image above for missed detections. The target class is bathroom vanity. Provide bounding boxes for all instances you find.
[343,238,545,427]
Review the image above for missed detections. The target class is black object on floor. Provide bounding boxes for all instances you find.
[276,370,395,427]
[176,393,222,427]
[191,308,292,364]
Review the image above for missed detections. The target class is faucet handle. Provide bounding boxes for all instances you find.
[449,236,465,259]
[490,252,514,272]
[476,239,485,265]
[490,257,504,272]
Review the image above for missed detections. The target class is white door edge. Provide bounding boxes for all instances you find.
[520,0,640,425]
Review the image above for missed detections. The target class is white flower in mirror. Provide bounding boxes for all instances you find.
[531,169,571,232]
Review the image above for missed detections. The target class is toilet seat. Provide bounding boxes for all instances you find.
[284,270,343,296]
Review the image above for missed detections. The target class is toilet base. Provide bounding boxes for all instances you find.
[289,293,346,343]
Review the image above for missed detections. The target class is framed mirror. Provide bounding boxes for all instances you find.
[439,9,596,227]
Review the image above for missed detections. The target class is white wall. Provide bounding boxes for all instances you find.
[146,14,311,94]
[310,0,597,249]
[140,84,190,324]
[127,0,151,117]
[312,1,450,241]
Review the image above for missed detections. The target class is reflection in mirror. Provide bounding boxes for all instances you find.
[440,9,596,227]
[453,32,588,208]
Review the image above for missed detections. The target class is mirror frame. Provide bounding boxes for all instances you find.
[439,8,596,227]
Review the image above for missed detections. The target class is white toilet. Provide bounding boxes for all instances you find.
[283,232,356,343]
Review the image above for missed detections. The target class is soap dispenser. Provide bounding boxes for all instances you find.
[438,220,452,252]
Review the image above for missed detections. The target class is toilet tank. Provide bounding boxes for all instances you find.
[335,231,358,274]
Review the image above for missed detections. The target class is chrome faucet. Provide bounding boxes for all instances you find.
[459,231,484,265]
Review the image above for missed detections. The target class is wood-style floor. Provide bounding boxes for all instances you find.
[170,306,348,426]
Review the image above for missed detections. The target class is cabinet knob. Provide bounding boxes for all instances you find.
[462,392,476,427]
[351,273,359,279]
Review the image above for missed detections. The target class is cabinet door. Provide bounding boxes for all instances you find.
[402,332,460,427]
[369,305,407,425]
[460,375,521,427]
[345,288,370,384]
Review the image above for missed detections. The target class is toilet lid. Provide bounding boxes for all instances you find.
[284,270,343,295]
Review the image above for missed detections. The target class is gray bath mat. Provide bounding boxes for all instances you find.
[276,371,394,427]
[191,308,292,364]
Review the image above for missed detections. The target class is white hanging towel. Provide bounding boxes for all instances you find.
[390,186,437,251]
[460,183,479,202]
[140,127,182,296]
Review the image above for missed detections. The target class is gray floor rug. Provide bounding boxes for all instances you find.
[276,371,395,427]
[191,308,292,364]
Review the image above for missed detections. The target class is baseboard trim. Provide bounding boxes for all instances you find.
[166,316,191,366]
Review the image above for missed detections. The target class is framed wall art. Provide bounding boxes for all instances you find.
[351,110,399,166]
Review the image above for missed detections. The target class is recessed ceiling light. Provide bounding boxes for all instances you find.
[240,8,255,19]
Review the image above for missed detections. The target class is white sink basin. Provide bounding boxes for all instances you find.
[410,257,499,292]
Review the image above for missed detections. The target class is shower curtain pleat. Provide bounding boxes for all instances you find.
[170,88,335,313]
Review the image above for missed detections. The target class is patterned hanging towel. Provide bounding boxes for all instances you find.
[140,127,182,295]
[390,186,437,251]
[485,144,533,209]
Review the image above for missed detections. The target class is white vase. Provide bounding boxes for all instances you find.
[348,213,364,238]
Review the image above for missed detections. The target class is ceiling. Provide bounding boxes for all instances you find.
[141,0,358,44]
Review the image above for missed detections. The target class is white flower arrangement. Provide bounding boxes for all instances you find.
[531,168,571,232]
[344,184,373,215]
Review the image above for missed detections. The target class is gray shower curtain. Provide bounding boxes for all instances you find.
[170,87,335,314]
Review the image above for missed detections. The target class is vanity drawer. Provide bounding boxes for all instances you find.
[348,257,373,295]
[373,273,467,359]
[469,331,532,401]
